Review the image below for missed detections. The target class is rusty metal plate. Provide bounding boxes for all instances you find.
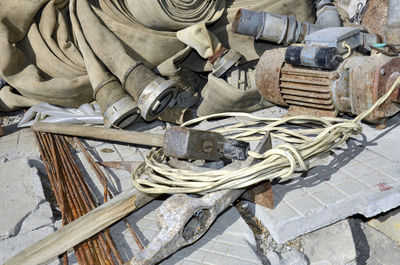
[362,0,389,39]
[242,180,274,209]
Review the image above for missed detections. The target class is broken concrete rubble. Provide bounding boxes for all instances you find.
[368,207,400,246]
[350,218,400,265]
[3,107,400,264]
[0,158,42,239]
[301,220,357,265]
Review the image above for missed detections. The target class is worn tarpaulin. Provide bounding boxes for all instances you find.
[0,0,315,112]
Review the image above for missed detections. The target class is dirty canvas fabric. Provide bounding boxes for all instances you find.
[0,0,315,112]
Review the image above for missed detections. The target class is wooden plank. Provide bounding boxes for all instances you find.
[5,189,157,265]
[32,122,165,148]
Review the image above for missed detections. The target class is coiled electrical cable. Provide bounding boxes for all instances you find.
[131,76,400,194]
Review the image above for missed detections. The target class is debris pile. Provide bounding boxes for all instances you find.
[1,0,400,264]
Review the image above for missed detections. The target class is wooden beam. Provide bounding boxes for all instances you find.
[5,189,157,265]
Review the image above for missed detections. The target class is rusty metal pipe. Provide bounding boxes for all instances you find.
[54,138,97,264]
[72,139,124,264]
[33,132,70,265]
[50,136,93,265]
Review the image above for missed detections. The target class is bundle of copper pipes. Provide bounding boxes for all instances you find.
[33,131,143,265]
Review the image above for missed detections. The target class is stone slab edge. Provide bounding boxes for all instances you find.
[251,186,400,244]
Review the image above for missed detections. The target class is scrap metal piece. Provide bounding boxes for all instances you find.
[131,133,272,265]
[241,134,274,209]
[158,106,193,125]
[361,0,389,38]
[285,46,343,70]
[163,127,249,161]
[97,161,142,172]
[242,180,274,209]
[210,48,242,78]
[304,27,378,54]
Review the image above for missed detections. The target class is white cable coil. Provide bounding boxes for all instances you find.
[131,76,400,194]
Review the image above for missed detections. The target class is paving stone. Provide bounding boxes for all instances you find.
[249,113,400,243]
[110,200,262,265]
[368,207,400,246]
[301,220,357,265]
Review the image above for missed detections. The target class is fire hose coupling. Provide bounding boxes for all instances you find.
[94,78,140,128]
[123,63,178,121]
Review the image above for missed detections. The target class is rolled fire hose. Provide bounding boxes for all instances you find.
[126,0,226,31]
[77,0,178,121]
[71,0,139,128]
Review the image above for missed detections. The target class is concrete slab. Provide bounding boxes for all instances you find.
[0,158,46,239]
[0,226,56,264]
[248,112,400,243]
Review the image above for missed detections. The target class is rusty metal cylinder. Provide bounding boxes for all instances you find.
[232,5,341,45]
[232,9,310,45]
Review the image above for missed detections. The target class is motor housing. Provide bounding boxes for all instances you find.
[255,48,400,127]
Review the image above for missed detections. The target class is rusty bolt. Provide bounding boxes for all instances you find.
[202,140,214,153]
